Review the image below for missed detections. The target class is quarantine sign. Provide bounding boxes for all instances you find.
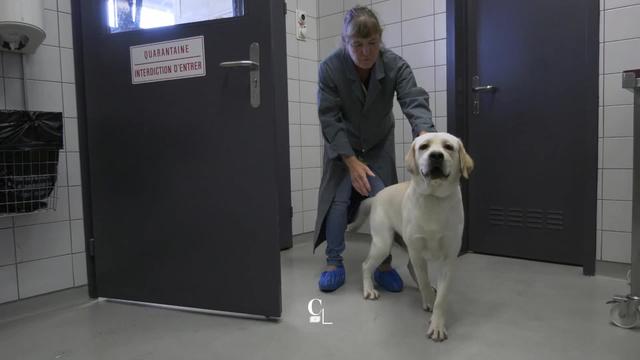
[130,36,206,84]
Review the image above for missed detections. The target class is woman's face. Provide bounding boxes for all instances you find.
[346,34,381,70]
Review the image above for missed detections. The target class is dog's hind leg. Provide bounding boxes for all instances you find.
[362,228,394,300]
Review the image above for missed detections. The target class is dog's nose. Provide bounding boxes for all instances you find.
[429,151,444,162]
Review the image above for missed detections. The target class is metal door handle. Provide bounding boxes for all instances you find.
[472,85,497,92]
[219,60,260,70]
[218,43,260,108]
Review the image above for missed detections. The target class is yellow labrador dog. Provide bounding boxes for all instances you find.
[350,132,473,341]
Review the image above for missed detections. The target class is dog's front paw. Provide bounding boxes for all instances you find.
[363,286,379,300]
[426,317,448,342]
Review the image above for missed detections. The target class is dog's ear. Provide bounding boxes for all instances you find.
[405,139,418,175]
[458,140,474,179]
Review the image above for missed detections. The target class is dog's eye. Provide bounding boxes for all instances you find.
[443,143,454,151]
[419,143,429,151]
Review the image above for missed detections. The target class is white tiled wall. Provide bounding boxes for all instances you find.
[598,0,640,264]
[317,0,447,190]
[288,0,322,235]
[0,1,86,304]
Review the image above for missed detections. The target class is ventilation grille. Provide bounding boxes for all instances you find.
[488,207,564,230]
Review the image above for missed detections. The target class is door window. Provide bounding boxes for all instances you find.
[107,0,244,33]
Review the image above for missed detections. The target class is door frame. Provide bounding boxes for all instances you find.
[446,0,599,275]
[71,0,291,299]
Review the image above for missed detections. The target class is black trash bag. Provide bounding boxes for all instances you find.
[0,111,64,214]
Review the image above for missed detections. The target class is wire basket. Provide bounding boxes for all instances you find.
[0,148,60,216]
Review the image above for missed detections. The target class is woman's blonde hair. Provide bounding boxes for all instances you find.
[342,6,383,46]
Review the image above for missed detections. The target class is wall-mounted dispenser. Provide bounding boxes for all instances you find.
[0,0,46,53]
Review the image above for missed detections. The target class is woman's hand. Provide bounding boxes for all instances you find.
[343,155,375,196]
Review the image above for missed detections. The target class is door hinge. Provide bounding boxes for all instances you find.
[88,238,95,256]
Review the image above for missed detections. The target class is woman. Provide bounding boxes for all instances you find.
[313,6,436,292]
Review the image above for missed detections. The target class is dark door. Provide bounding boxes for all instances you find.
[464,0,598,266]
[72,0,290,317]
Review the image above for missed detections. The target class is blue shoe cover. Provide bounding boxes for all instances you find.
[374,268,403,292]
[319,266,345,292]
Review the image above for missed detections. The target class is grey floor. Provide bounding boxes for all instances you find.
[1,233,639,360]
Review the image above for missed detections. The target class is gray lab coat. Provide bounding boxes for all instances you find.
[313,47,436,252]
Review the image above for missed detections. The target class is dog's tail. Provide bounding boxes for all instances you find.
[346,198,373,232]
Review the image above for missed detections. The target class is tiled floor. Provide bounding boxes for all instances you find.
[0,233,638,360]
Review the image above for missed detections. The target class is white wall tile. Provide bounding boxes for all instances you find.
[300,102,319,124]
[300,39,319,60]
[602,231,632,263]
[435,13,446,39]
[602,200,632,231]
[413,67,435,92]
[0,76,5,108]
[287,56,299,79]
[599,43,604,75]
[58,13,74,48]
[290,147,302,168]
[603,38,640,73]
[320,0,343,16]
[15,222,71,262]
[68,186,83,220]
[288,79,300,101]
[303,189,319,211]
[71,219,85,253]
[62,83,77,117]
[435,0,446,13]
[299,59,319,82]
[602,169,633,200]
[302,168,322,189]
[402,42,434,68]
[287,34,299,57]
[301,147,322,167]
[42,10,60,47]
[290,125,301,146]
[58,0,72,13]
[604,105,633,137]
[435,65,446,90]
[597,199,603,229]
[0,265,18,304]
[345,0,368,10]
[60,48,75,83]
[289,101,301,124]
[0,229,15,266]
[435,38,446,65]
[24,45,61,82]
[604,6,640,41]
[17,255,73,298]
[286,10,295,35]
[44,0,57,10]
[603,73,634,105]
[603,137,633,168]
[319,13,344,39]
[0,217,12,229]
[64,117,79,152]
[66,152,81,186]
[299,0,318,17]
[319,36,341,60]
[373,0,402,25]
[596,230,602,260]
[382,23,402,48]
[291,169,303,190]
[305,17,319,40]
[301,125,322,146]
[292,213,304,234]
[605,0,640,9]
[287,0,298,11]
[402,0,434,20]
[303,210,317,232]
[435,91,447,117]
[72,252,87,286]
[402,16,434,45]
[299,81,318,103]
[291,191,303,213]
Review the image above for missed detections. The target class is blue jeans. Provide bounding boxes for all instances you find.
[325,174,391,266]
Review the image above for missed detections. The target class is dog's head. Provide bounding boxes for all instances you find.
[405,133,474,188]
